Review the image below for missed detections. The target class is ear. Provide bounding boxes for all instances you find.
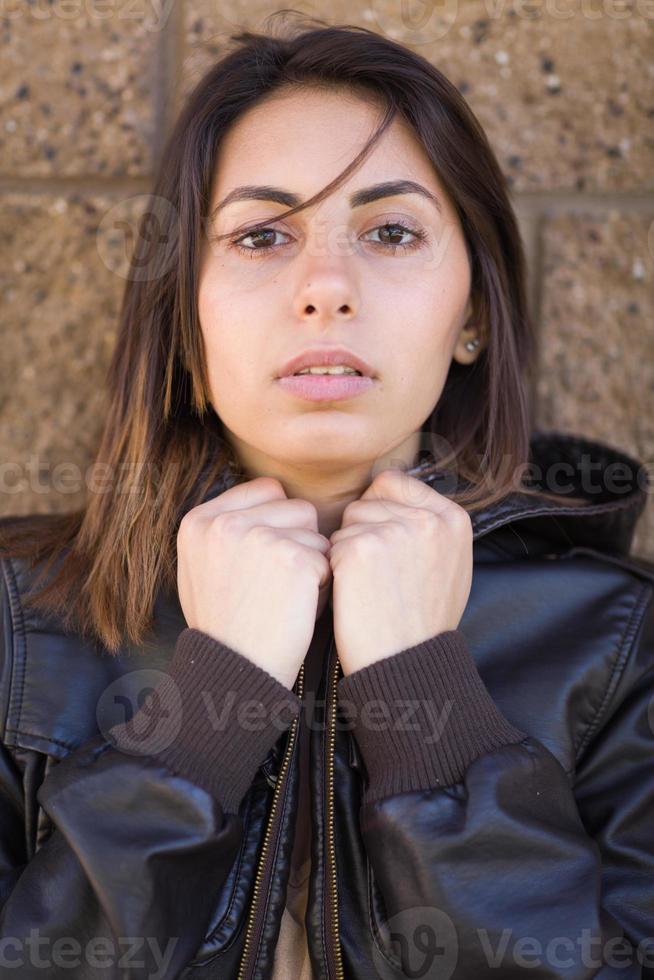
[451,296,487,366]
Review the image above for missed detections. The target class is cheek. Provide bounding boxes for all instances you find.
[387,315,454,406]
[199,312,265,412]
[199,279,243,369]
[203,331,246,397]
[197,275,218,340]
[403,267,470,363]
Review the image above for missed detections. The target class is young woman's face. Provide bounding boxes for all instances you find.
[198,85,475,481]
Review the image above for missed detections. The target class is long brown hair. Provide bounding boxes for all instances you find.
[0,14,585,653]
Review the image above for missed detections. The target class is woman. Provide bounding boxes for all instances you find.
[0,17,652,980]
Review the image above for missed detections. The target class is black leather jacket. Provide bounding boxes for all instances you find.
[0,430,653,980]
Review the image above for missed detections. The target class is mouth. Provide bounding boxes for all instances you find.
[282,368,365,382]
[275,373,376,403]
[276,347,376,380]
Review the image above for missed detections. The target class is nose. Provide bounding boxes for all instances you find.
[302,297,352,316]
[292,268,358,323]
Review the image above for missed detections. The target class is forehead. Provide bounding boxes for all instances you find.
[210,85,449,212]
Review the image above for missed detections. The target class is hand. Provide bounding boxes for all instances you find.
[176,476,332,690]
[328,468,473,676]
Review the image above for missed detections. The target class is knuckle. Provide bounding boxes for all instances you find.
[350,532,378,557]
[256,476,285,494]
[177,512,197,541]
[379,520,398,538]
[342,499,361,521]
[243,522,269,545]
[298,499,318,524]
[447,504,473,532]
[375,467,399,485]
[277,538,303,566]
[213,511,244,537]
[413,506,437,524]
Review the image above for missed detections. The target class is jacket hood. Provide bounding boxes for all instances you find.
[202,429,649,560]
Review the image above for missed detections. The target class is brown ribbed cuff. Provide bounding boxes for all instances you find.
[336,629,527,804]
[106,627,302,815]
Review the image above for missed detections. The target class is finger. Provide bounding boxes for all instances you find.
[359,467,411,501]
[329,523,387,545]
[360,468,446,510]
[200,497,325,536]
[312,550,333,591]
[338,498,426,530]
[200,475,287,512]
[277,527,332,554]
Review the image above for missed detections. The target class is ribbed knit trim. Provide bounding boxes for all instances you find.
[336,629,527,804]
[107,627,301,815]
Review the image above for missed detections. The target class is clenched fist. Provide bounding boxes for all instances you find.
[176,476,332,690]
[329,468,474,676]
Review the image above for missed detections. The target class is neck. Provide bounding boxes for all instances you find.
[225,431,424,539]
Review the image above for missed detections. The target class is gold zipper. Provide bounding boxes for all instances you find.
[236,660,305,980]
[325,640,345,978]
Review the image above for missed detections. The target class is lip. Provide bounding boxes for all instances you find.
[276,374,375,402]
[275,346,375,379]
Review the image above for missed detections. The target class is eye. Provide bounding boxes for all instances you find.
[228,226,292,258]
[226,219,429,259]
[362,222,427,252]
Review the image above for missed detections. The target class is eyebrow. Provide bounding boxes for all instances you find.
[211,179,442,218]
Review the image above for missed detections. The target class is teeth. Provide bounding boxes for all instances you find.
[294,365,362,376]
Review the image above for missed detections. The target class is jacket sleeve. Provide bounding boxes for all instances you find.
[336,584,654,980]
[0,559,301,979]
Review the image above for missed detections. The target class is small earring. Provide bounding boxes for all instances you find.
[464,337,480,352]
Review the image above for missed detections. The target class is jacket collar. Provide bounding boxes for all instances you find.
[201,429,649,560]
[466,429,648,557]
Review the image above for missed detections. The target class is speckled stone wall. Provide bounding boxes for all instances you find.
[1,1,652,557]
